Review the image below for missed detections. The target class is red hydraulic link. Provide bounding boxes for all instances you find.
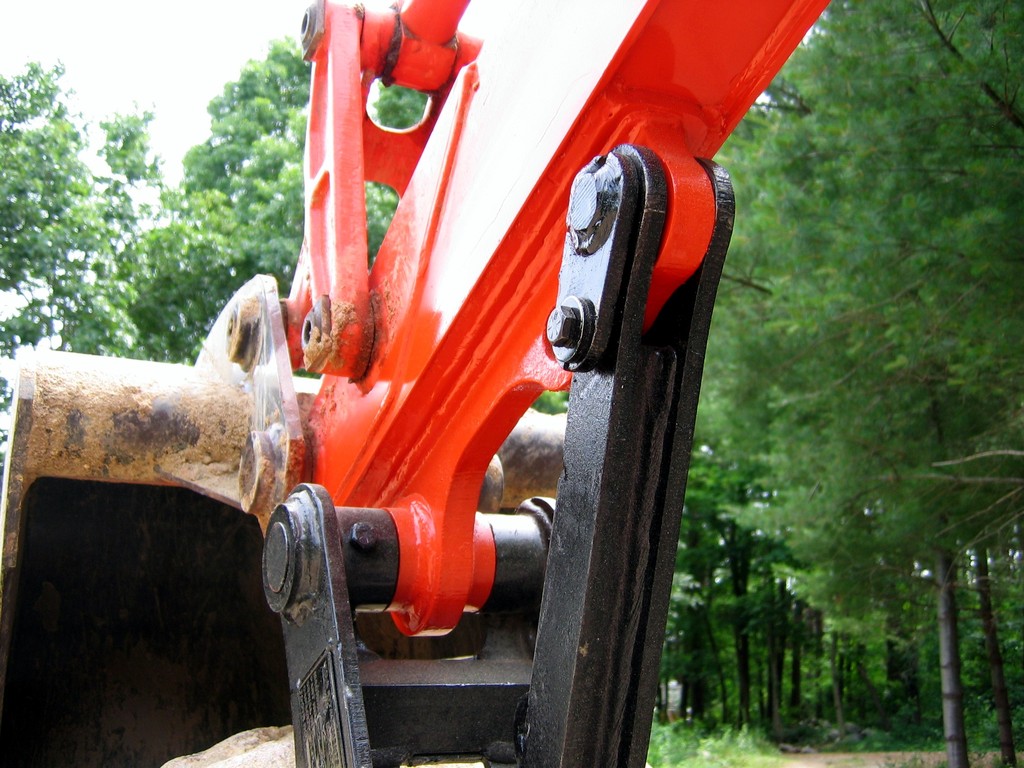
[292,3,373,377]
[290,0,829,634]
[285,0,481,377]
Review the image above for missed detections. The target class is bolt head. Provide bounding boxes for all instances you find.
[301,295,332,351]
[567,172,599,232]
[262,489,324,623]
[567,156,621,255]
[547,296,595,368]
[546,305,582,349]
[226,297,261,372]
[264,520,292,594]
[349,521,378,552]
[239,430,278,514]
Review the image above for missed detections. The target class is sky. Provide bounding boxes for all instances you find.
[0,0,319,181]
[0,0,493,184]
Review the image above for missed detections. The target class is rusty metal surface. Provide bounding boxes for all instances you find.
[199,275,310,530]
[497,410,565,510]
[3,351,251,506]
[0,479,290,767]
[0,346,253,696]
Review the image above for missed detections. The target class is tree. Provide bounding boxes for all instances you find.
[703,0,1024,761]
[121,41,310,363]
[125,42,429,363]
[0,63,157,361]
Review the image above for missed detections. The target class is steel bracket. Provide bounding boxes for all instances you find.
[520,147,734,767]
[264,484,373,768]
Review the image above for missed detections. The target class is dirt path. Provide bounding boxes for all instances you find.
[778,753,946,768]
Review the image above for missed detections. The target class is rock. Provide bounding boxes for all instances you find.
[162,726,295,768]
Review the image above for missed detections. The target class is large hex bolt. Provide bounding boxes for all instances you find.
[263,487,323,624]
[546,295,595,367]
[348,521,378,553]
[546,305,583,349]
[567,156,622,256]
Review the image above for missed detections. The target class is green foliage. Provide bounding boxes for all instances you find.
[709,0,1024,564]
[183,39,310,198]
[0,62,156,359]
[122,43,430,362]
[677,0,1024,748]
[372,84,428,131]
[121,40,310,363]
[532,390,569,414]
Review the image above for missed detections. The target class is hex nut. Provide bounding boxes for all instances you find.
[239,430,279,515]
[226,296,262,372]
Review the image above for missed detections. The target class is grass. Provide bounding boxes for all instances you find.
[647,724,787,768]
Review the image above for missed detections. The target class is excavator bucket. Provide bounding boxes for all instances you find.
[0,316,565,766]
[0,352,292,764]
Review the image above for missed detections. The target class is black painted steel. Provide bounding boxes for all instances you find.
[521,147,734,767]
[335,507,400,612]
[483,498,553,613]
[0,479,290,767]
[264,484,373,768]
[360,658,529,766]
[281,502,551,616]
[547,152,640,371]
[270,488,538,765]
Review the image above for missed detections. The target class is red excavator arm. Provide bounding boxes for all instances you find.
[282,0,827,635]
[0,0,828,765]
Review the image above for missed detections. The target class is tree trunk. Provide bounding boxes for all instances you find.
[767,579,787,738]
[678,675,688,720]
[757,651,766,722]
[790,601,803,716]
[693,672,706,721]
[703,609,729,725]
[977,548,1016,766]
[830,631,845,739]
[729,522,751,727]
[769,638,783,739]
[886,635,923,726]
[735,626,751,726]
[811,609,824,719]
[856,650,891,730]
[936,549,969,768]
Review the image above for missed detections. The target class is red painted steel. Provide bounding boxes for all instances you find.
[401,0,471,46]
[288,0,829,634]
